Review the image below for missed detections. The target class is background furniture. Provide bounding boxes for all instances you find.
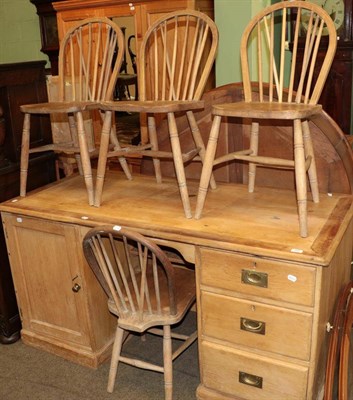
[324,280,353,400]
[53,0,215,145]
[291,0,353,135]
[0,61,56,344]
[83,225,197,399]
[20,18,127,206]
[30,0,62,75]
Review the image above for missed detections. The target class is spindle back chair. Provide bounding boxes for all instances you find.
[94,9,219,218]
[83,225,197,400]
[20,17,129,205]
[195,1,337,237]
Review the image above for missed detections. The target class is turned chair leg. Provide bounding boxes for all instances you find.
[148,115,162,184]
[76,111,94,206]
[108,113,132,181]
[293,119,308,238]
[163,325,173,400]
[20,113,31,197]
[248,121,259,193]
[167,112,192,219]
[186,111,217,190]
[95,110,113,207]
[194,115,222,219]
[107,326,125,393]
[302,120,319,203]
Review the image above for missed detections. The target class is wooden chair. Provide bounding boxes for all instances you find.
[94,9,219,218]
[324,280,353,400]
[20,17,130,205]
[194,1,337,237]
[82,225,197,400]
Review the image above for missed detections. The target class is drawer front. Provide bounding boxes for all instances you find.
[201,340,308,400]
[200,249,316,307]
[202,291,312,360]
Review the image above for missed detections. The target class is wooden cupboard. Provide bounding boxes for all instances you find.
[53,0,215,144]
[2,214,115,367]
[53,0,214,46]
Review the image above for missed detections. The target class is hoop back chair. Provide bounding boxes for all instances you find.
[20,17,129,205]
[95,9,219,218]
[82,225,197,400]
[324,280,353,400]
[194,1,337,237]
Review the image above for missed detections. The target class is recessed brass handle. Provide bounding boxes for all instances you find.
[72,283,81,293]
[241,269,268,288]
[240,317,266,335]
[239,371,263,388]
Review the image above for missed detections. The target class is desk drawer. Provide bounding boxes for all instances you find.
[201,340,308,400]
[202,291,312,360]
[200,249,316,306]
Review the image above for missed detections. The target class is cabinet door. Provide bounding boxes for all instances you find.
[2,214,91,347]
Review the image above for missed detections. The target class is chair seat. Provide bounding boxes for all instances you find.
[108,266,196,333]
[20,101,99,114]
[100,100,205,113]
[212,101,322,120]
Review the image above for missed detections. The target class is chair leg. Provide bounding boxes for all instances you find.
[148,115,162,183]
[95,110,113,207]
[302,120,319,203]
[194,115,222,220]
[76,111,94,206]
[186,111,217,190]
[293,119,308,238]
[167,112,192,219]
[107,326,125,393]
[108,112,132,181]
[163,325,173,400]
[20,113,31,197]
[248,121,259,193]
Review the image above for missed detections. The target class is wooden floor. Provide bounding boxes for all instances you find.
[2,170,352,267]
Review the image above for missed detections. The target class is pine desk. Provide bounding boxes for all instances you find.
[1,172,352,399]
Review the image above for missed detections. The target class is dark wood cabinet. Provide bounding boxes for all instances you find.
[290,1,353,135]
[0,61,56,344]
[30,0,61,75]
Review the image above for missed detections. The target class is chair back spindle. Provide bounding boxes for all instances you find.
[139,10,218,102]
[58,18,125,103]
[83,226,178,330]
[241,1,337,105]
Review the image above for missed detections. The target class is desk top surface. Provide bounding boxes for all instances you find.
[1,171,352,266]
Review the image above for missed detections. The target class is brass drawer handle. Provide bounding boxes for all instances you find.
[240,317,266,335]
[72,283,81,293]
[241,269,268,288]
[239,371,263,388]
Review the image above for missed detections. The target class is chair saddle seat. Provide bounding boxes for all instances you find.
[212,101,322,120]
[100,100,205,114]
[20,101,98,114]
[107,266,196,333]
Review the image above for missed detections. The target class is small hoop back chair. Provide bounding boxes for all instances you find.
[95,9,219,218]
[82,225,197,400]
[195,1,337,237]
[20,17,129,205]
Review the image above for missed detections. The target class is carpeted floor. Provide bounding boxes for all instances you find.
[0,311,199,400]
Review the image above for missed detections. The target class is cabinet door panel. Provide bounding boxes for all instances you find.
[3,214,90,346]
